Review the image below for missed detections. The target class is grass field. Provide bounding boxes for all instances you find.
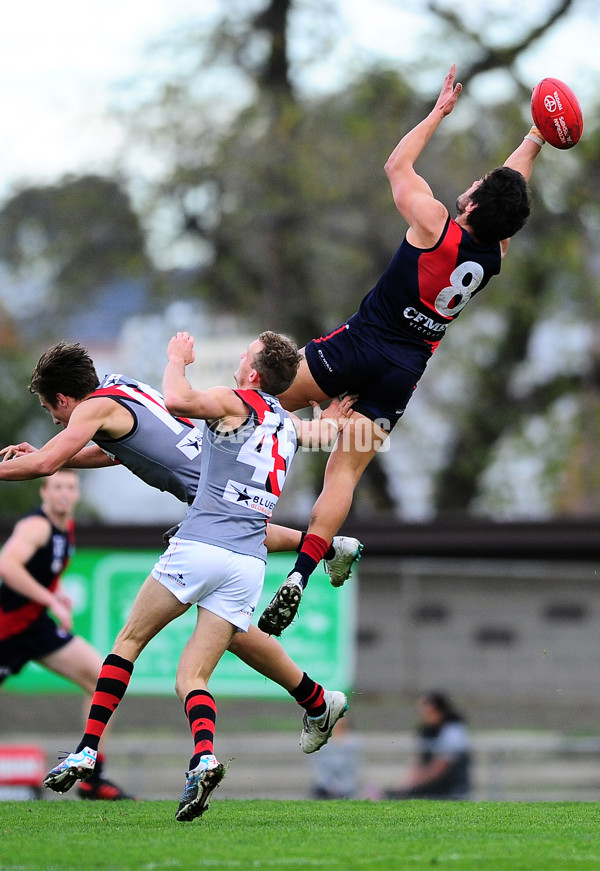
[1,799,599,871]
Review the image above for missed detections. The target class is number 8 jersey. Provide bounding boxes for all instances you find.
[176,390,298,562]
[348,216,502,361]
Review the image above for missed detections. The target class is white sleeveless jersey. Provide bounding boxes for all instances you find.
[89,374,203,504]
[177,389,298,561]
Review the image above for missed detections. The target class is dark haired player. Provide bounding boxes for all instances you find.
[259,64,547,635]
[0,470,131,800]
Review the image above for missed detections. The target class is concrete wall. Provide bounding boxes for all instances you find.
[354,557,600,713]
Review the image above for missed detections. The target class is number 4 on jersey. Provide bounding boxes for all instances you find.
[236,411,296,497]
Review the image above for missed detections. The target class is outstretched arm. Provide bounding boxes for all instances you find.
[0,442,117,470]
[293,395,356,448]
[503,125,544,183]
[384,64,462,245]
[496,124,545,257]
[0,403,109,481]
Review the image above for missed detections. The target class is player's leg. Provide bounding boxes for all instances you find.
[258,414,387,636]
[174,606,234,822]
[84,575,190,750]
[174,544,269,821]
[277,354,329,412]
[261,347,417,636]
[39,637,133,799]
[175,606,235,700]
[228,625,348,751]
[272,352,364,579]
[39,635,101,694]
[264,356,328,558]
[307,414,388,546]
[44,575,190,794]
[228,624,303,689]
[263,524,363,588]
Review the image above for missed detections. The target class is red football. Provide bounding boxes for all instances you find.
[531,77,583,149]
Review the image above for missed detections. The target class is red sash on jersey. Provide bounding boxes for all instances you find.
[89,384,194,428]
[234,389,290,498]
[0,518,75,640]
[0,576,60,640]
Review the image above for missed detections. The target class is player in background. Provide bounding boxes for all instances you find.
[44,331,347,821]
[0,470,131,800]
[258,64,546,636]
[0,341,351,754]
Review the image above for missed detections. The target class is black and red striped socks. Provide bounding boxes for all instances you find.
[290,672,326,718]
[185,689,217,771]
[76,653,134,753]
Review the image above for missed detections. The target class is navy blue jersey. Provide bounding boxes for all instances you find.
[347,217,502,365]
[0,508,74,640]
[305,217,502,430]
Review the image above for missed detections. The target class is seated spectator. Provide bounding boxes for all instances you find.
[384,691,471,800]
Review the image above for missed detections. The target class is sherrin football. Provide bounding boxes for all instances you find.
[531,77,583,149]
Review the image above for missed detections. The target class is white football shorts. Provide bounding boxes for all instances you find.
[151,537,265,632]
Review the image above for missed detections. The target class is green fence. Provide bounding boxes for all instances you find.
[5,549,355,697]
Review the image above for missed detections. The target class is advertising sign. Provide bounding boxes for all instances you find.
[5,549,355,697]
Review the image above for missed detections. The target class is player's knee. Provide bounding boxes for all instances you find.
[112,628,144,661]
[174,676,186,702]
[227,633,243,655]
[175,673,204,702]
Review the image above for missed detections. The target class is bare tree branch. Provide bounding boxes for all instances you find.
[428,0,577,83]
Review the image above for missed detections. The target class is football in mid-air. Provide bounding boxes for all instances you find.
[531,78,583,149]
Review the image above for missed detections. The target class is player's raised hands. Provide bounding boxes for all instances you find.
[167,331,195,366]
[433,64,463,117]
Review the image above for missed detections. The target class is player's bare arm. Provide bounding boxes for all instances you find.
[0,400,117,480]
[0,516,73,630]
[503,125,544,183]
[293,395,355,448]
[0,442,117,469]
[163,332,249,424]
[385,64,462,245]
[493,125,544,258]
[62,445,119,469]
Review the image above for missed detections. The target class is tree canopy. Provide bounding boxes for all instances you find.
[0,0,598,520]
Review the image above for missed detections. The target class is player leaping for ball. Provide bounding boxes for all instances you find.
[259,64,551,636]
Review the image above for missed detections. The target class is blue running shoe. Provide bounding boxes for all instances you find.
[175,754,226,822]
[43,747,97,794]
